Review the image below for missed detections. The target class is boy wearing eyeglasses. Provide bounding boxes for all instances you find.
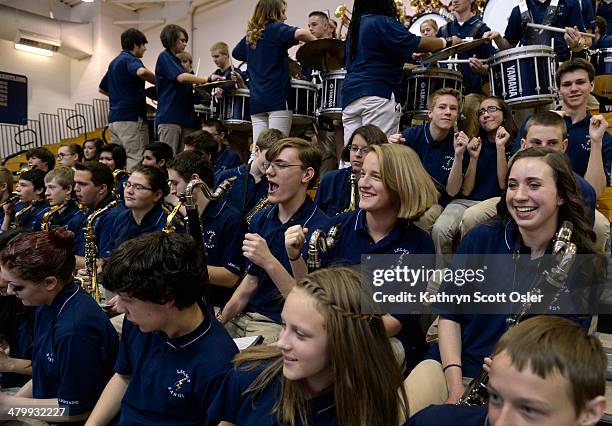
[220,138,329,343]
[389,88,469,233]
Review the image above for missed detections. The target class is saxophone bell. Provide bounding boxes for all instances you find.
[307,224,340,269]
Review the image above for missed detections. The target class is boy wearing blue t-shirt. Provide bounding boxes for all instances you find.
[87,232,237,426]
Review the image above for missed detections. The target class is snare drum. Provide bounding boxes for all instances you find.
[320,70,346,120]
[404,67,463,118]
[289,79,317,125]
[194,104,212,122]
[590,48,612,75]
[218,88,251,131]
[488,45,557,108]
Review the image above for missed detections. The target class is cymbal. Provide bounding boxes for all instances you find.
[194,85,213,102]
[296,39,345,71]
[144,86,157,101]
[593,75,612,99]
[198,80,237,90]
[420,38,491,65]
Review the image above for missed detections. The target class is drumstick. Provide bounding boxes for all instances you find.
[195,58,201,76]
[525,23,596,38]
[438,59,487,64]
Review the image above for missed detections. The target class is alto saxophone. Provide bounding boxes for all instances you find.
[341,173,358,214]
[162,200,184,233]
[83,200,119,303]
[246,196,270,225]
[40,202,66,231]
[112,169,129,198]
[307,224,341,269]
[12,199,43,230]
[459,221,577,406]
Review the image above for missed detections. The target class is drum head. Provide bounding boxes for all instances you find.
[408,12,451,36]
[483,0,519,42]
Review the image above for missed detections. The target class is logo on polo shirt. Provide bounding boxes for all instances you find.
[394,248,411,255]
[582,135,591,151]
[442,155,454,171]
[204,230,216,250]
[168,369,191,398]
[46,352,54,363]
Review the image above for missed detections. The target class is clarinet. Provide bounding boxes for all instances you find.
[459,221,577,406]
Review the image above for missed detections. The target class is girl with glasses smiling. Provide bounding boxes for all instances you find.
[314,124,387,216]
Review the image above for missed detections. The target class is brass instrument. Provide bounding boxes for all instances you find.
[459,221,577,406]
[83,200,119,303]
[246,196,271,225]
[396,0,405,21]
[112,169,129,198]
[307,224,340,269]
[12,199,43,230]
[162,200,184,233]
[341,173,358,214]
[334,4,351,40]
[40,202,65,231]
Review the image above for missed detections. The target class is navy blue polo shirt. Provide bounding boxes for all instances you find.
[201,199,247,308]
[14,201,49,231]
[595,34,612,48]
[597,1,612,35]
[32,283,118,415]
[114,308,237,426]
[48,200,81,230]
[68,196,122,257]
[212,146,242,178]
[581,0,596,31]
[464,141,509,201]
[402,124,466,202]
[208,361,337,425]
[1,303,34,389]
[99,50,147,122]
[245,197,330,322]
[215,164,269,215]
[105,202,178,257]
[504,0,585,61]
[342,14,421,108]
[155,49,196,127]
[407,404,488,426]
[513,114,612,185]
[232,22,298,115]
[427,220,592,376]
[437,16,495,95]
[314,166,356,216]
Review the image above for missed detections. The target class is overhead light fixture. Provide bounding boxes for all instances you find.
[14,30,61,57]
[82,0,94,3]
[14,43,54,57]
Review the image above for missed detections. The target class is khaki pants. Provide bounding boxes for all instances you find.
[415,204,443,235]
[109,119,149,171]
[225,312,282,344]
[157,124,197,154]
[342,94,401,146]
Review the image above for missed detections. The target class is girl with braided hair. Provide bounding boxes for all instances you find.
[208,267,409,426]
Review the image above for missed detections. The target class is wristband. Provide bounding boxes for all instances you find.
[443,363,462,372]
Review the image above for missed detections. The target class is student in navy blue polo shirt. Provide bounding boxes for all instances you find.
[215,128,283,216]
[83,138,104,162]
[432,96,517,267]
[406,316,606,425]
[341,0,460,146]
[220,138,329,343]
[0,229,118,422]
[287,144,437,372]
[167,151,246,309]
[69,162,121,272]
[315,124,387,216]
[483,0,586,62]
[43,167,81,230]
[209,267,410,426]
[436,0,495,96]
[156,24,223,154]
[201,119,241,177]
[598,0,612,35]
[99,28,155,172]
[105,166,181,257]
[141,141,174,171]
[389,88,469,233]
[25,147,55,173]
[88,232,237,425]
[3,170,49,232]
[404,147,602,412]
[98,143,129,201]
[594,16,612,48]
[232,0,316,154]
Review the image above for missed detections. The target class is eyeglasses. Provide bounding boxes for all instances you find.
[348,145,371,155]
[56,153,70,159]
[124,181,154,191]
[263,162,303,171]
[477,106,502,116]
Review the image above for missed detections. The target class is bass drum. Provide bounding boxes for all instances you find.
[482,0,519,45]
[407,11,452,36]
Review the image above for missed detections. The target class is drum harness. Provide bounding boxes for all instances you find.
[519,0,560,46]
